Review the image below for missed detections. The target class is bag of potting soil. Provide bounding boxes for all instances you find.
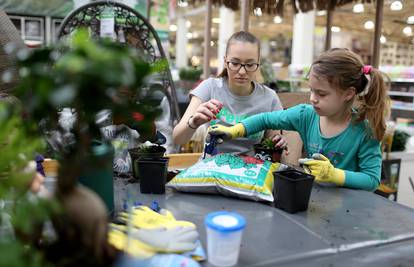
[166,153,287,202]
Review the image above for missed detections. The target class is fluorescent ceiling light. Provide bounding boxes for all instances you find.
[254,7,262,16]
[317,10,327,16]
[353,3,364,13]
[169,24,177,31]
[390,1,403,11]
[273,16,282,24]
[364,20,375,30]
[212,17,221,24]
[178,0,188,7]
[331,26,341,32]
[403,26,412,36]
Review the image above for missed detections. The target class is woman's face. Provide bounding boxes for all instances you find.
[224,41,259,90]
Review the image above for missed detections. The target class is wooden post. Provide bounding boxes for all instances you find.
[372,0,384,68]
[146,0,151,19]
[325,8,333,51]
[203,0,212,79]
[240,0,249,31]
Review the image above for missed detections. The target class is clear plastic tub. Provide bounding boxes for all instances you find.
[205,211,246,266]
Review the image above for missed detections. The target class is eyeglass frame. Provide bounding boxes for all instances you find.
[225,61,260,72]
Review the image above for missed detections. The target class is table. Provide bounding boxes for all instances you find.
[113,178,414,267]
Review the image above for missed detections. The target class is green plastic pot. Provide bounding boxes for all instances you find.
[78,141,114,214]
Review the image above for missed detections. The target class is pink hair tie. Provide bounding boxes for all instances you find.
[360,65,372,96]
[363,65,372,75]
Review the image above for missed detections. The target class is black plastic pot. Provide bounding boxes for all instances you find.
[128,145,166,160]
[137,157,169,194]
[129,145,166,180]
[273,169,314,213]
[253,144,283,163]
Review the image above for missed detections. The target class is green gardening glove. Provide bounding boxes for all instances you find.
[208,123,246,143]
[298,153,345,186]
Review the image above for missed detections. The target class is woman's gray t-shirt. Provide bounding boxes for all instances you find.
[190,77,283,155]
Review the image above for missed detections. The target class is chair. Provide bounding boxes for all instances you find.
[0,10,26,95]
[277,92,310,166]
[57,0,181,127]
[375,158,401,201]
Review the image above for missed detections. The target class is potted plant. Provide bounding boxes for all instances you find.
[391,130,411,152]
[4,29,162,265]
[128,141,166,160]
[178,67,203,90]
[0,102,77,267]
[253,138,284,163]
[128,141,169,194]
[13,29,161,211]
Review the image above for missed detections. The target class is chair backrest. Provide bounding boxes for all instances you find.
[57,0,180,125]
[0,10,26,94]
[277,92,311,108]
[277,92,310,166]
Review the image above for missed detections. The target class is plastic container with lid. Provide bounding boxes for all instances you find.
[205,211,246,267]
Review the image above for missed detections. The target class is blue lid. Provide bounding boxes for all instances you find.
[205,211,246,232]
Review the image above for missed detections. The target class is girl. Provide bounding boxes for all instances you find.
[173,31,287,155]
[209,48,390,191]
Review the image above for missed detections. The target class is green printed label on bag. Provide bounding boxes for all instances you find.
[177,154,272,187]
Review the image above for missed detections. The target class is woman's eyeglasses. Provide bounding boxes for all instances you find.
[226,61,259,72]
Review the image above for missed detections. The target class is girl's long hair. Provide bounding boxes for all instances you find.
[311,48,390,141]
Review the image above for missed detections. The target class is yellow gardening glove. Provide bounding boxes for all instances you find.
[298,153,345,186]
[208,123,246,143]
[108,226,156,259]
[118,206,196,230]
[109,224,198,254]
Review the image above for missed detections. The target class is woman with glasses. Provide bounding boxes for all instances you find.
[173,31,287,156]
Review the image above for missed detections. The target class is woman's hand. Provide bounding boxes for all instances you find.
[189,99,223,128]
[272,134,289,155]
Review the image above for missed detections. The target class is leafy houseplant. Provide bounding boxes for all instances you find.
[15,29,161,197]
[9,29,162,265]
[253,138,283,163]
[391,130,410,152]
[0,103,58,267]
[179,67,203,81]
[178,67,202,90]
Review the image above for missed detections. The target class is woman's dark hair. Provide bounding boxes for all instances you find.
[217,31,260,78]
[311,48,390,141]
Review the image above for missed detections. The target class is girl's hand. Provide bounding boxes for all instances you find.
[298,153,345,186]
[190,99,223,128]
[272,134,289,155]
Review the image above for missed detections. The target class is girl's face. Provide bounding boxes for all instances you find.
[308,69,355,117]
[224,41,259,90]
